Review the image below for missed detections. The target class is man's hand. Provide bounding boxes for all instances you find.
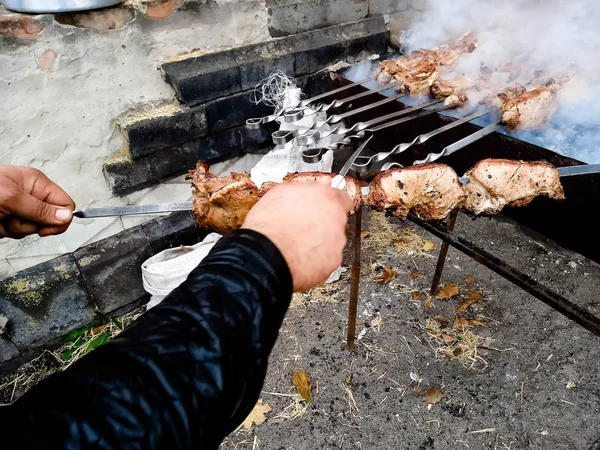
[0,165,75,239]
[242,181,353,292]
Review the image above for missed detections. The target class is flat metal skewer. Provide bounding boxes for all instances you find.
[245,77,372,129]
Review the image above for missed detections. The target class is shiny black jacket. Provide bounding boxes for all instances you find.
[0,229,293,449]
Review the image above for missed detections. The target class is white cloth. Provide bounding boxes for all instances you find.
[142,233,222,309]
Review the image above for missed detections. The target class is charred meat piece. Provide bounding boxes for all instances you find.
[401,60,439,96]
[283,172,363,213]
[187,162,263,235]
[501,86,558,130]
[431,76,476,98]
[481,83,527,109]
[366,164,466,221]
[462,159,565,215]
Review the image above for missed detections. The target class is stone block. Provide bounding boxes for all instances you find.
[74,226,153,314]
[368,0,410,15]
[104,141,198,195]
[267,0,368,38]
[194,123,275,164]
[161,50,242,104]
[160,17,388,105]
[204,90,273,134]
[0,255,95,350]
[123,106,207,159]
[0,337,19,364]
[142,211,210,254]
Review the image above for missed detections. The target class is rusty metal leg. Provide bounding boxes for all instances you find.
[430,210,459,295]
[346,207,362,351]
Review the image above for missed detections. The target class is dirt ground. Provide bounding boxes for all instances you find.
[223,211,600,450]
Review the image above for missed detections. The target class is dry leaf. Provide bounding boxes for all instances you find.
[410,271,424,279]
[435,283,459,299]
[375,267,398,285]
[370,315,382,327]
[423,387,443,404]
[360,231,370,240]
[392,237,409,244]
[465,277,474,283]
[423,240,435,251]
[432,315,449,327]
[413,388,422,397]
[453,315,469,330]
[241,399,272,429]
[441,333,456,344]
[412,291,422,300]
[293,369,313,402]
[92,324,108,335]
[466,289,483,302]
[424,296,433,309]
[467,319,488,328]
[345,374,352,384]
[457,290,484,311]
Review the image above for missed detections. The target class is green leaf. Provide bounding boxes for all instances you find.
[112,318,124,330]
[64,327,89,343]
[85,331,111,353]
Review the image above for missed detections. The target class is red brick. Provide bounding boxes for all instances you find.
[144,0,184,19]
[0,14,43,39]
[55,6,135,31]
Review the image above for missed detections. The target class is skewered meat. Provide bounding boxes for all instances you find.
[188,159,564,233]
[501,86,558,130]
[431,76,476,98]
[481,83,526,109]
[187,162,263,234]
[187,164,363,234]
[374,32,477,87]
[366,164,466,221]
[462,159,565,215]
[401,60,440,96]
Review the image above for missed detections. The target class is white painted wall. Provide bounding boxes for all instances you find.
[0,1,270,279]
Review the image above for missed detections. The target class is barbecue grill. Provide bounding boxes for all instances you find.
[249,66,600,347]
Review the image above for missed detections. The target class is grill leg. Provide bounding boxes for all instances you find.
[430,210,459,295]
[346,207,362,351]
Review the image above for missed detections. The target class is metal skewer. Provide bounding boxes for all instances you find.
[283,82,400,122]
[245,77,371,129]
[296,98,445,148]
[271,92,406,145]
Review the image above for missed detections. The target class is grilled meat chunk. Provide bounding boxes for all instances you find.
[401,60,439,96]
[481,83,527,109]
[432,76,476,98]
[501,86,558,130]
[462,159,565,215]
[187,162,263,234]
[366,164,466,221]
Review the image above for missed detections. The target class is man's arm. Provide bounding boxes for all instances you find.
[0,182,352,449]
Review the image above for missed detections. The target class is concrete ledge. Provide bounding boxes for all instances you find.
[161,16,388,104]
[0,210,208,376]
[123,106,208,159]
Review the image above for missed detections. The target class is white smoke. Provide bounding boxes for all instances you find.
[345,0,600,163]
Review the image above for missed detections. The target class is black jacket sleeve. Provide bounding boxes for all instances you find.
[0,229,293,449]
